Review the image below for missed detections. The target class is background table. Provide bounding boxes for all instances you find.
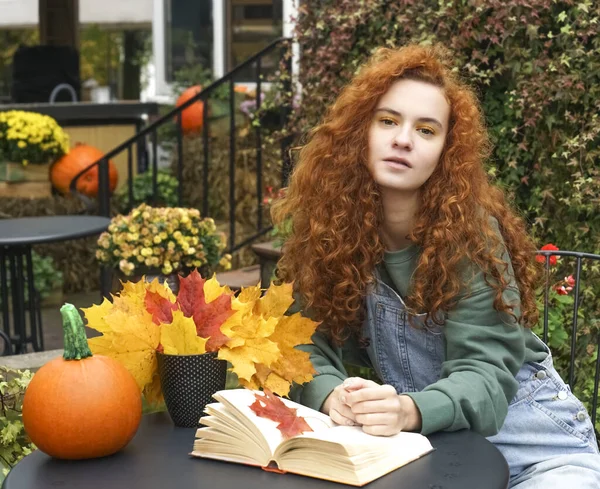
[0,215,111,353]
[3,412,510,489]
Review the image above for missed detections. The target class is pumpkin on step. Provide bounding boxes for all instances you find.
[176,85,205,134]
[51,143,118,197]
[22,303,142,460]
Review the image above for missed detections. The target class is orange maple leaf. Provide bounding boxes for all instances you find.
[249,389,313,439]
[177,270,235,351]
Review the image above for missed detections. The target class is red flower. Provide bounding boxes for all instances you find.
[565,275,575,288]
[536,244,559,266]
[555,285,569,296]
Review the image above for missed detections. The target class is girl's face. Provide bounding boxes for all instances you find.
[367,78,450,194]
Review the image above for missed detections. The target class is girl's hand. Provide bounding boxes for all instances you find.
[342,377,422,436]
[321,383,359,426]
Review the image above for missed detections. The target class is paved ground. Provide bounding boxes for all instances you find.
[39,289,104,351]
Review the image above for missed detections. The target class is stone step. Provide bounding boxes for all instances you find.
[215,265,261,291]
[0,349,63,372]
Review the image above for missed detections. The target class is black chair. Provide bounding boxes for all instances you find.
[536,249,600,431]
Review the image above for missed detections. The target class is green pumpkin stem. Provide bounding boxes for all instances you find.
[61,303,93,360]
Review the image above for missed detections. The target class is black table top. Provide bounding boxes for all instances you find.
[2,412,509,489]
[0,216,111,246]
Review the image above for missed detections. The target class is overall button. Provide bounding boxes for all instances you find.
[557,391,568,401]
[577,411,587,422]
[535,370,547,380]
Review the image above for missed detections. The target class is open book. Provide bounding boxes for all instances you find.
[191,389,434,486]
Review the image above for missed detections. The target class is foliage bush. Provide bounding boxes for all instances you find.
[0,367,34,480]
[291,1,600,434]
[293,0,599,250]
[115,170,179,213]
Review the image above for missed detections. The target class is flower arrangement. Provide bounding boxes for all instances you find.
[82,270,319,405]
[0,111,69,165]
[95,203,232,277]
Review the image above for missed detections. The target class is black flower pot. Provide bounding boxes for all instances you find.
[157,351,227,427]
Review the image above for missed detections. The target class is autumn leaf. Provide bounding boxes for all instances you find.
[144,371,164,406]
[84,282,163,406]
[255,282,295,317]
[237,284,262,304]
[177,270,235,351]
[145,290,178,325]
[216,281,319,395]
[266,314,318,387]
[160,310,207,355]
[241,314,317,397]
[250,389,313,439]
[86,315,160,396]
[218,337,280,382]
[251,364,291,397]
[117,278,176,315]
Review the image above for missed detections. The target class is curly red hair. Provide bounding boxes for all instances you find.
[272,44,542,344]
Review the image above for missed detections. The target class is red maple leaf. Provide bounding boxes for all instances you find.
[250,389,313,439]
[145,290,178,325]
[176,269,235,351]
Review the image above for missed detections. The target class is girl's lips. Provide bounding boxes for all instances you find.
[383,158,412,168]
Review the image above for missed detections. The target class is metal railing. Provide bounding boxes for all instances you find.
[70,38,293,255]
[537,249,600,427]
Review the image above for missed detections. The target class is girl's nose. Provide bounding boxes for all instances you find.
[392,126,413,150]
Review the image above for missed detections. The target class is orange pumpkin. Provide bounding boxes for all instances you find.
[22,303,142,460]
[51,143,118,197]
[175,85,204,134]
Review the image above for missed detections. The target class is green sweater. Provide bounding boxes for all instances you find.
[289,244,548,437]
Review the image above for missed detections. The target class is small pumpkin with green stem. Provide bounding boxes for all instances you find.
[22,303,142,459]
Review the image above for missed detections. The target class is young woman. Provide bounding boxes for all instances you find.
[272,44,600,487]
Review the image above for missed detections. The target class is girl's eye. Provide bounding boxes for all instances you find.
[417,126,435,136]
[380,118,396,126]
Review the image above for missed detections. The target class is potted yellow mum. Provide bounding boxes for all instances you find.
[0,110,70,183]
[96,203,232,294]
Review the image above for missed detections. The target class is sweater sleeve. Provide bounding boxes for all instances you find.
[404,284,525,436]
[289,330,371,412]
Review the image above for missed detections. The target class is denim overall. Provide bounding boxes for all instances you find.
[362,276,600,488]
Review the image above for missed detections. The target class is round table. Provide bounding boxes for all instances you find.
[0,215,111,353]
[3,412,510,489]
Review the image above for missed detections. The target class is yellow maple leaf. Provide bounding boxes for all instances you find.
[80,297,115,335]
[252,313,318,396]
[218,337,280,382]
[204,274,234,303]
[160,310,207,355]
[85,284,162,403]
[222,314,278,341]
[237,284,262,304]
[87,329,159,392]
[218,281,318,394]
[270,313,319,347]
[250,364,291,396]
[144,372,164,406]
[255,282,294,317]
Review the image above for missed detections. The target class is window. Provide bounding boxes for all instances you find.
[227,0,282,81]
[164,0,213,82]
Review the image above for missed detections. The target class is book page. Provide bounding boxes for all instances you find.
[213,389,334,456]
[276,426,434,486]
[293,425,431,457]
